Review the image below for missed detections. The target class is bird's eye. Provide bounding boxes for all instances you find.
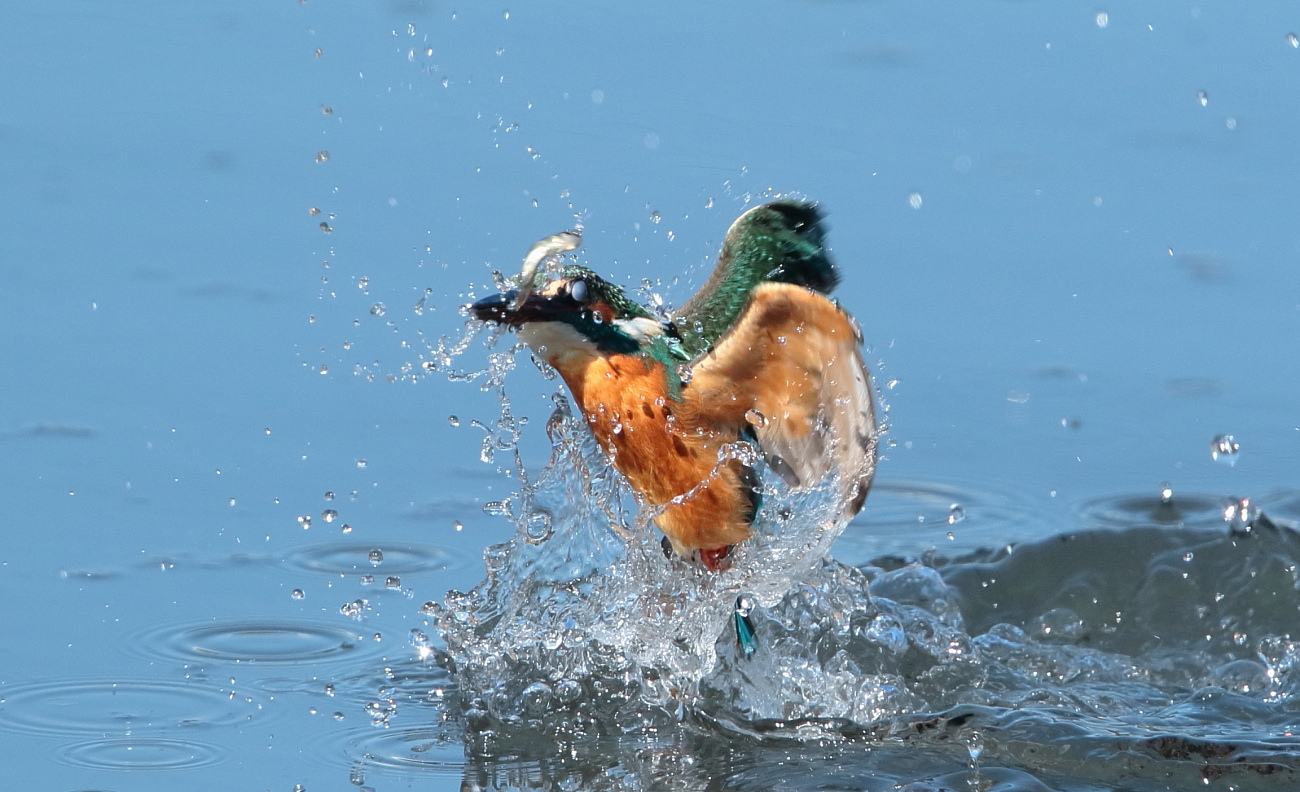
[569,279,588,303]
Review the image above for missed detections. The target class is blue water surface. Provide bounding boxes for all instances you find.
[2,1,1298,790]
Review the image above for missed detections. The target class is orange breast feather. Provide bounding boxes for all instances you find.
[560,353,754,556]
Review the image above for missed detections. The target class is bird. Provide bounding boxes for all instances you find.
[470,200,877,573]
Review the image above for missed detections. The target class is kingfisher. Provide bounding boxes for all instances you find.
[470,200,877,573]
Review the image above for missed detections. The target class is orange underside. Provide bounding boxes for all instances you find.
[559,352,753,559]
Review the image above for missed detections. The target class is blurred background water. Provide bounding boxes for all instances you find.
[2,1,1299,790]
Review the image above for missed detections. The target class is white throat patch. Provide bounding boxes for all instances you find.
[517,321,598,366]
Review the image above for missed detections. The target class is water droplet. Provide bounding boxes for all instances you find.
[315,150,330,164]
[324,491,335,501]
[385,576,401,589]
[369,303,387,317]
[1210,434,1240,465]
[321,509,337,522]
[947,504,965,525]
[1225,117,1237,131]
[1095,11,1109,28]
[1160,482,1174,504]
[649,210,661,224]
[368,549,384,565]
[966,728,985,790]
[453,521,464,532]
[339,599,368,619]
[448,415,460,427]
[908,192,923,210]
[341,523,353,534]
[1196,90,1209,107]
[291,589,305,600]
[318,364,328,375]
[1288,32,1299,48]
[744,408,767,428]
[525,512,553,544]
[297,515,312,530]
[1223,497,1256,533]
[356,459,368,468]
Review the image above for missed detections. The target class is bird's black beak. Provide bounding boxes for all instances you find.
[469,289,580,327]
[469,290,520,325]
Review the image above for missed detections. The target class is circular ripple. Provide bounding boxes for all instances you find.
[342,725,464,772]
[837,478,1046,564]
[130,618,376,665]
[1078,489,1228,529]
[0,678,246,736]
[58,737,225,771]
[284,542,449,576]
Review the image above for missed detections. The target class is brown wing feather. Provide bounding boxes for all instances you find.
[682,283,877,515]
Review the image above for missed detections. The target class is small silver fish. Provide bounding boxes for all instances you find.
[512,230,582,308]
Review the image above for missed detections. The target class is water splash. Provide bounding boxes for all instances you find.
[423,393,898,747]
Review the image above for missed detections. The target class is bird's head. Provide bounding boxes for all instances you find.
[470,266,679,367]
